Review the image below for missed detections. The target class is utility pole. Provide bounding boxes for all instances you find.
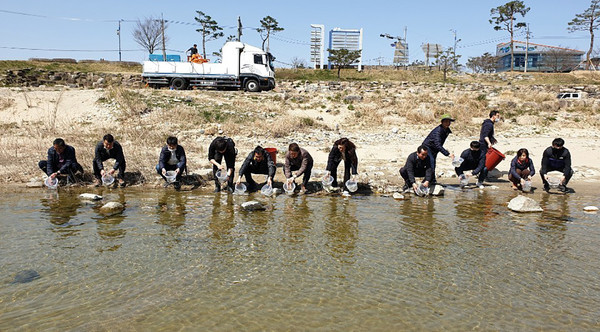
[450,29,458,70]
[161,13,167,61]
[237,16,243,42]
[117,19,123,62]
[524,24,530,73]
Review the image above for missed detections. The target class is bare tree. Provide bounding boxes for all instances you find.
[490,1,530,71]
[132,17,168,54]
[540,48,581,72]
[256,16,284,52]
[290,57,307,69]
[195,11,224,58]
[467,52,498,73]
[568,0,600,69]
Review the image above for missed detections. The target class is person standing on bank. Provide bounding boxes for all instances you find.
[326,138,358,193]
[284,143,314,194]
[479,110,500,156]
[540,138,573,193]
[208,136,236,192]
[93,134,126,187]
[156,136,186,190]
[237,146,276,192]
[422,114,455,182]
[455,141,488,189]
[508,148,535,191]
[38,138,84,184]
[400,145,434,192]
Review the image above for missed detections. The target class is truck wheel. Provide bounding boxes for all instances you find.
[245,79,260,92]
[171,78,188,90]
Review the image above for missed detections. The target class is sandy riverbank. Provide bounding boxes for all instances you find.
[1,82,599,193]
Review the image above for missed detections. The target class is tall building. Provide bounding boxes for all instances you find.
[328,28,363,70]
[310,24,325,69]
[496,41,584,72]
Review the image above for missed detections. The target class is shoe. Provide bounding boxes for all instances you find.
[342,190,351,196]
[402,183,410,193]
[226,185,234,193]
[558,184,568,193]
[544,183,550,192]
[299,188,307,195]
[163,182,171,188]
[214,186,221,193]
[174,182,181,191]
[94,179,101,187]
[476,182,484,189]
[119,179,126,187]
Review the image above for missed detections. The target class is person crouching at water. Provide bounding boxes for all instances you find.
[400,145,434,192]
[540,138,573,193]
[208,136,236,192]
[237,146,276,192]
[455,141,487,189]
[422,114,455,184]
[326,137,358,194]
[156,136,186,190]
[38,138,84,184]
[284,143,314,194]
[508,148,535,191]
[93,134,126,187]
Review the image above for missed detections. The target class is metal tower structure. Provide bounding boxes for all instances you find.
[310,24,325,69]
[380,27,408,67]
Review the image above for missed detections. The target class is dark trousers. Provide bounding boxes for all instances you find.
[93,158,125,180]
[508,169,530,186]
[399,167,428,187]
[329,159,352,191]
[455,163,488,183]
[290,162,313,188]
[212,155,234,190]
[38,160,83,179]
[156,164,182,182]
[427,150,439,185]
[541,167,573,187]
[242,167,268,191]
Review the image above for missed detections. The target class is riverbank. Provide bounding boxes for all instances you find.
[1,78,599,193]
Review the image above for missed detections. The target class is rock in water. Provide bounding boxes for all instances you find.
[12,270,40,284]
[80,193,102,201]
[392,192,405,200]
[584,206,599,212]
[431,185,445,196]
[508,195,543,212]
[100,202,125,215]
[241,201,265,211]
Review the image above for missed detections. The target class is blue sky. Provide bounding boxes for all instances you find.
[0,0,596,67]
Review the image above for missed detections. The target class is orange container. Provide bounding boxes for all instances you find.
[265,147,278,164]
[485,147,505,171]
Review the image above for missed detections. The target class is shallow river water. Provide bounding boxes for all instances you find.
[1,186,599,330]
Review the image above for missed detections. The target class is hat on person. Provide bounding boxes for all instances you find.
[440,114,455,122]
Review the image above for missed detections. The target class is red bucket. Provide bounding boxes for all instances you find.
[265,147,278,164]
[485,147,505,171]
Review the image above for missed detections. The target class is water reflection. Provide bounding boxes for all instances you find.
[324,197,358,264]
[40,191,82,239]
[281,196,313,243]
[209,194,235,243]
[156,191,187,228]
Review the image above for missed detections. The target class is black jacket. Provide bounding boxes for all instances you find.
[459,148,486,175]
[208,137,236,169]
[94,141,125,171]
[46,145,78,174]
[479,119,497,149]
[541,146,571,174]
[158,145,186,171]
[326,145,358,174]
[422,125,452,156]
[403,152,434,185]
[239,150,276,178]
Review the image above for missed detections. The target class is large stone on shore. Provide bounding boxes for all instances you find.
[26,181,44,188]
[392,192,405,200]
[241,201,265,211]
[100,201,125,215]
[431,185,445,196]
[80,193,102,201]
[508,195,543,213]
[197,168,214,180]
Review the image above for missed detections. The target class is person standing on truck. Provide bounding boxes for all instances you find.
[187,44,198,61]
[479,110,500,156]
[236,146,276,192]
[421,114,455,183]
[208,136,236,192]
[93,134,126,187]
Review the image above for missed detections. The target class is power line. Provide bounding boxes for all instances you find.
[0,46,142,52]
[0,9,135,23]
